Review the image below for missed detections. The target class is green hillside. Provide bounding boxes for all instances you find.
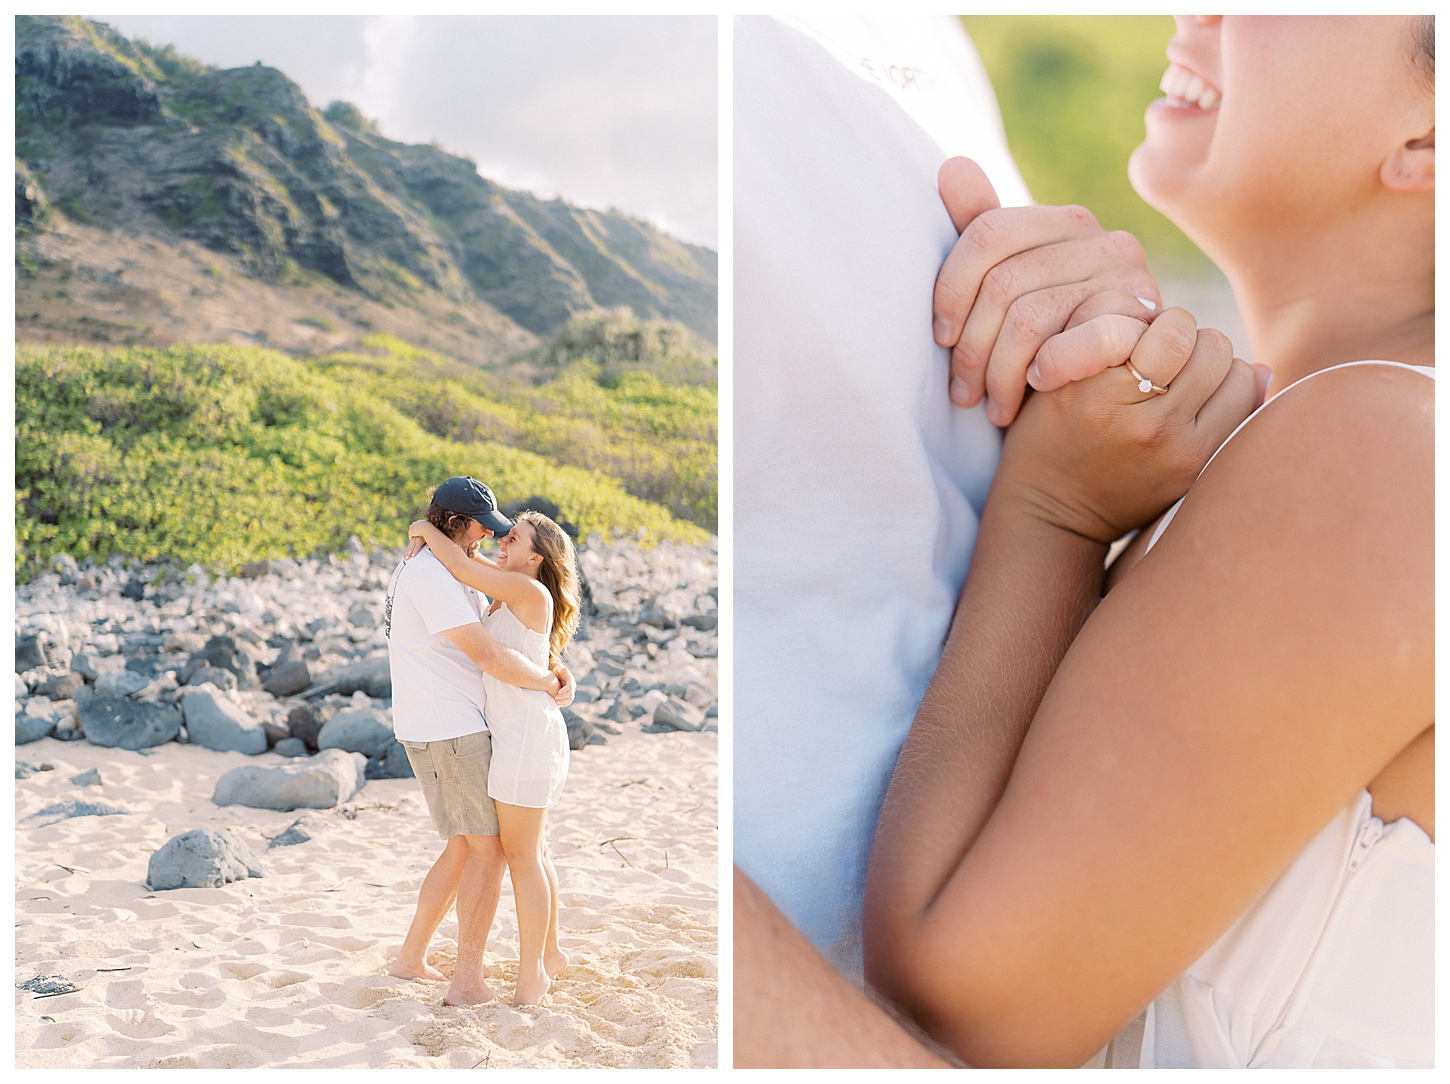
[16,340,708,579]
[963,15,1211,273]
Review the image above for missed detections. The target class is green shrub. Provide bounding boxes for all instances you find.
[312,333,718,531]
[15,342,706,579]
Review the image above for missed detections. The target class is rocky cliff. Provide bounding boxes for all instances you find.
[15,16,716,359]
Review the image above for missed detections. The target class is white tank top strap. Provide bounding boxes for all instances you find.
[1143,360,1434,555]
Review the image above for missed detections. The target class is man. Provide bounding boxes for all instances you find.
[383,476,573,1006]
[735,11,1030,982]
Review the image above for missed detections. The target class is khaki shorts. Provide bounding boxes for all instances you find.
[401,731,500,840]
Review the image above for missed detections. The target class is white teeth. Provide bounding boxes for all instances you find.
[1160,62,1220,110]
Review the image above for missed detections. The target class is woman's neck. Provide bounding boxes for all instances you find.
[1219,209,1434,388]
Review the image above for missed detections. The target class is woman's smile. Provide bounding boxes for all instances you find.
[1158,62,1220,111]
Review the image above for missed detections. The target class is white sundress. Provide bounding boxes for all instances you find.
[480,599,570,808]
[1086,361,1434,1069]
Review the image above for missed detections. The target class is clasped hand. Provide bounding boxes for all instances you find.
[935,157,1269,543]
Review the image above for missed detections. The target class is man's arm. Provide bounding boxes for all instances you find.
[443,622,561,697]
[734,868,952,1069]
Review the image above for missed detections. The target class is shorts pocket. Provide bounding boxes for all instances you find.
[401,741,437,783]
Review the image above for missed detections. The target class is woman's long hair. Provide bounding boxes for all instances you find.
[515,510,581,668]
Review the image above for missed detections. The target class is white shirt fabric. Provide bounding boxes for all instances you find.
[385,549,490,742]
[734,14,1031,975]
[1085,361,1434,1068]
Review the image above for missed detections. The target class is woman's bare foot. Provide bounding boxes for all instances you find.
[389,956,449,981]
[544,949,569,978]
[513,965,552,1006]
[445,974,499,1006]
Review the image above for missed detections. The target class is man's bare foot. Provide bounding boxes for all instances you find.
[513,965,552,1007]
[445,976,499,1006]
[544,950,569,978]
[388,958,448,982]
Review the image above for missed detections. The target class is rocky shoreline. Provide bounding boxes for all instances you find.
[16,535,720,794]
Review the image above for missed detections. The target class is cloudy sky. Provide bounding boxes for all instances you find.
[89,14,718,247]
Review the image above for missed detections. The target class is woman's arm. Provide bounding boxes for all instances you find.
[409,520,549,628]
[863,362,1432,1066]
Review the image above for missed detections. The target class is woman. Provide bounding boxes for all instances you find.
[859,15,1433,1069]
[406,509,581,1006]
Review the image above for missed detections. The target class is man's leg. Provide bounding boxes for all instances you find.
[734,867,953,1068]
[389,834,469,980]
[446,833,507,1006]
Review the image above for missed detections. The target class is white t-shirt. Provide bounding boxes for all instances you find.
[386,549,490,742]
[734,14,1030,977]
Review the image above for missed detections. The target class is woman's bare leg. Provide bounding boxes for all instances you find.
[541,832,568,977]
[734,867,952,1068]
[496,802,553,1005]
[389,834,469,980]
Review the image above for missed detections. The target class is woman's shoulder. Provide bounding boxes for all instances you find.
[1140,357,1431,671]
[1221,360,1431,486]
[1166,358,1430,545]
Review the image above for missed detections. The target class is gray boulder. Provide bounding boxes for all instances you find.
[562,707,594,751]
[19,975,78,996]
[262,660,311,697]
[268,815,323,848]
[303,656,391,699]
[639,604,678,629]
[318,708,394,758]
[146,828,263,891]
[186,665,237,692]
[182,636,257,690]
[17,710,56,744]
[365,739,414,779]
[272,737,308,757]
[653,698,704,732]
[28,797,129,825]
[71,767,102,786]
[39,671,85,700]
[347,603,377,629]
[69,652,102,681]
[181,689,268,754]
[261,718,290,746]
[238,561,271,579]
[78,696,182,749]
[16,634,48,672]
[286,703,325,752]
[682,613,717,631]
[212,748,367,811]
[121,578,147,601]
[95,669,149,697]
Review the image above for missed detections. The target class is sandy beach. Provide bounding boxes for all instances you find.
[14,725,718,1069]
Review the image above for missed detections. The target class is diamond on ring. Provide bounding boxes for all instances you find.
[1125,360,1168,396]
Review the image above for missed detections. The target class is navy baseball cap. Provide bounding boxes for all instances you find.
[432,477,513,536]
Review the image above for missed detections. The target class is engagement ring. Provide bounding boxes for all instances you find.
[1125,359,1168,396]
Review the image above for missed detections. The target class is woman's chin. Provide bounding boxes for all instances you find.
[1128,123,1212,222]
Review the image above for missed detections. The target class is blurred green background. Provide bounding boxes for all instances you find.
[962,15,1210,275]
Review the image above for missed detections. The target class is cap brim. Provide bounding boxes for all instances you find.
[479,509,513,536]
